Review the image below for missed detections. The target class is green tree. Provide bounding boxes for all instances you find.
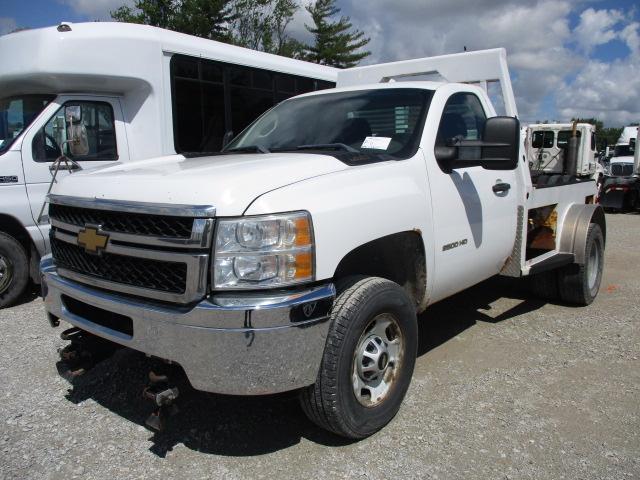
[305,0,370,68]
[231,0,302,56]
[112,0,303,58]
[111,0,235,41]
[174,0,235,41]
[111,0,175,29]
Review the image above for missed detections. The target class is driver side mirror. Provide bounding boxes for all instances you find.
[435,116,520,172]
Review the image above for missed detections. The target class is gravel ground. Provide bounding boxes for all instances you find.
[1,213,639,480]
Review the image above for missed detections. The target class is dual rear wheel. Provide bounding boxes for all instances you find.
[529,223,604,305]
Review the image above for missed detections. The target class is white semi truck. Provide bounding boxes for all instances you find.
[0,22,337,307]
[525,122,598,177]
[600,126,639,211]
[41,49,605,439]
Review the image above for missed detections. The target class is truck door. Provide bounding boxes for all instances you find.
[21,96,129,228]
[425,91,518,301]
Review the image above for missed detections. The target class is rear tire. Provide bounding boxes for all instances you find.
[300,276,417,439]
[528,269,559,301]
[0,232,29,308]
[558,223,604,306]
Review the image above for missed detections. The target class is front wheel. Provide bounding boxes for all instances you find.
[300,276,417,439]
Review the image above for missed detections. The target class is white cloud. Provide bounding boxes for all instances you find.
[620,22,640,58]
[573,8,624,54]
[556,59,640,126]
[59,0,136,20]
[343,0,579,121]
[0,17,17,35]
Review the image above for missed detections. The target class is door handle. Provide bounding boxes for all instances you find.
[492,182,511,193]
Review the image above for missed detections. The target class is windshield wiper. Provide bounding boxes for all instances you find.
[296,143,359,153]
[225,145,271,154]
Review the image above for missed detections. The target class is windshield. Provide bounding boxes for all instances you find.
[224,88,432,163]
[613,144,635,157]
[0,95,55,155]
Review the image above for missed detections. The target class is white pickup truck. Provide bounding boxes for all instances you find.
[41,49,605,439]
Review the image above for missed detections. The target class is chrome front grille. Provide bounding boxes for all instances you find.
[49,204,195,239]
[611,164,633,177]
[48,195,215,304]
[51,237,188,294]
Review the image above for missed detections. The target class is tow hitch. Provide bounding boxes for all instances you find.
[142,369,180,431]
[58,327,120,377]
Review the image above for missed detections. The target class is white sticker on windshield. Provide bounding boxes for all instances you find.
[361,136,391,150]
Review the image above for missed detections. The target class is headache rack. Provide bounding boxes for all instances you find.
[337,48,518,118]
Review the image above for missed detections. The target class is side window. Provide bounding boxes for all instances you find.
[32,102,117,162]
[435,93,487,170]
[170,54,337,154]
[557,130,581,148]
[591,132,596,151]
[229,65,275,138]
[436,93,487,145]
[532,131,554,148]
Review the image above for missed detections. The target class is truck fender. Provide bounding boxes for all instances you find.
[558,204,606,265]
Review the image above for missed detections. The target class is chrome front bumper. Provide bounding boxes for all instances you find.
[41,256,335,395]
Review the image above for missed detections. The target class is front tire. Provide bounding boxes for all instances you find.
[300,276,418,439]
[0,233,29,308]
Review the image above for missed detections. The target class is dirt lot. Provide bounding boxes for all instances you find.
[1,213,639,480]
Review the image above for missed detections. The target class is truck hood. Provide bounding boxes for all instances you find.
[52,153,348,216]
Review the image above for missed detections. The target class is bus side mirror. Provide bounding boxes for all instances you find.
[65,105,82,123]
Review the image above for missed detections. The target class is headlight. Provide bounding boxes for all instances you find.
[213,211,314,289]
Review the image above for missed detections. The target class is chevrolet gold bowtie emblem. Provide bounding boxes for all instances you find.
[77,225,109,254]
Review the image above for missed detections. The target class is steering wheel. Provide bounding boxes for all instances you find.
[44,133,61,159]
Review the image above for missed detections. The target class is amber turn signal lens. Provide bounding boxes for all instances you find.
[294,216,312,247]
[293,251,313,279]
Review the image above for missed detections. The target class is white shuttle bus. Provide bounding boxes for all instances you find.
[0,22,337,307]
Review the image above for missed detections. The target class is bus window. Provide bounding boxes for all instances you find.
[170,54,335,154]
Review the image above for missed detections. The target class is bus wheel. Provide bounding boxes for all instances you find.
[0,233,29,308]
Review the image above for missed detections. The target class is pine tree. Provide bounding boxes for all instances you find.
[305,0,370,68]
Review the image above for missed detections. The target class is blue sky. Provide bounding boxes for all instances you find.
[1,0,639,126]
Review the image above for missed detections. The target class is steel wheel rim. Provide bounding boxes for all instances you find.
[587,240,600,290]
[0,255,13,294]
[352,313,404,407]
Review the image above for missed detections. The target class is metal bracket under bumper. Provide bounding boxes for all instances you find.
[41,256,335,395]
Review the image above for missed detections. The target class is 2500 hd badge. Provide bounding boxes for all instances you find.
[442,238,468,251]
